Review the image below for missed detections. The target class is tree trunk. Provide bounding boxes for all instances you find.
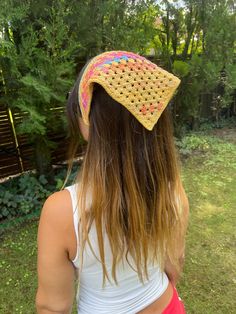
[182,4,197,59]
[34,137,55,184]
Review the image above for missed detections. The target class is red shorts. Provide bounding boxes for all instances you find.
[162,286,186,314]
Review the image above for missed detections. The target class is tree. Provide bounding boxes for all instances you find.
[150,0,236,133]
[0,0,161,177]
[0,0,77,180]
[65,0,158,58]
[0,0,235,177]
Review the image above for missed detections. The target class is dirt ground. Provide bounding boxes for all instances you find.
[209,127,236,144]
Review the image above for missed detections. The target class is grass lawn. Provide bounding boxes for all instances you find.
[0,128,236,314]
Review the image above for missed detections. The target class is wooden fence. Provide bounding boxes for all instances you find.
[0,106,70,179]
[1,99,236,179]
[0,106,21,177]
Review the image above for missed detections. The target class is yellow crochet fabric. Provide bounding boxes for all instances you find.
[79,51,180,131]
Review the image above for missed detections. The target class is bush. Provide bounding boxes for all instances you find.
[176,131,234,160]
[176,133,216,157]
[0,174,51,220]
[199,117,236,132]
[0,164,78,221]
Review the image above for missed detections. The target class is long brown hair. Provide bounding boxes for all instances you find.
[66,81,184,286]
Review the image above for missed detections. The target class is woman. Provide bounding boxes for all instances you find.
[36,51,189,314]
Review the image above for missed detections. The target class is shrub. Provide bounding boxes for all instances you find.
[176,134,214,157]
[0,174,51,220]
[0,164,78,221]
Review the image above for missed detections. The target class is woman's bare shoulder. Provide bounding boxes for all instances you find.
[44,189,72,207]
[39,189,73,235]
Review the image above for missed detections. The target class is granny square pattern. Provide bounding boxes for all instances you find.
[79,51,180,131]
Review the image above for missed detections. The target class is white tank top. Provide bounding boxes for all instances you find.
[65,184,169,314]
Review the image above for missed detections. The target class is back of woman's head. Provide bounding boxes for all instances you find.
[66,51,183,286]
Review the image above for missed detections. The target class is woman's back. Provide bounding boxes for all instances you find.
[65,184,170,314]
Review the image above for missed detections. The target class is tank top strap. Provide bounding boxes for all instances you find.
[65,184,80,268]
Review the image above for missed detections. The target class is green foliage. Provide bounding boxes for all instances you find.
[0,0,235,177]
[66,0,158,57]
[0,0,77,176]
[0,165,78,221]
[172,60,190,77]
[1,129,236,313]
[176,127,236,161]
[149,0,236,128]
[176,133,211,156]
[0,0,161,177]
[0,174,50,220]
[198,116,236,131]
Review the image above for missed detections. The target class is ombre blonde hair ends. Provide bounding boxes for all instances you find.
[66,67,185,286]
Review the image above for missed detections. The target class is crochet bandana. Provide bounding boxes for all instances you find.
[78,51,180,131]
